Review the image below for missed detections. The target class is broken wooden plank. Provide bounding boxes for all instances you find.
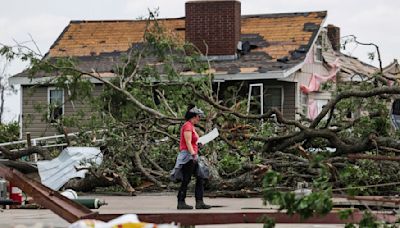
[0,163,97,222]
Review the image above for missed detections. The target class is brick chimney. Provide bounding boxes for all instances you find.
[185,0,241,57]
[327,24,341,52]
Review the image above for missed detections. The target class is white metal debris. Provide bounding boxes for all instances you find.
[37,147,102,190]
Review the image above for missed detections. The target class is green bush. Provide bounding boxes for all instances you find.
[0,122,19,143]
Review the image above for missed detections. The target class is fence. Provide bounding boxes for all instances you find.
[0,131,104,161]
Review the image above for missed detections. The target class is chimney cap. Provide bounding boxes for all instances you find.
[327,24,339,28]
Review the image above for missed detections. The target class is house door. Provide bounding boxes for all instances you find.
[247,83,264,115]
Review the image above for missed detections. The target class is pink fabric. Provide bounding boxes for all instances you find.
[388,79,395,87]
[308,99,318,120]
[301,75,319,93]
[301,58,340,119]
[300,58,340,94]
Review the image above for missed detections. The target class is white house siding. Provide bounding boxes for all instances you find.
[291,58,332,117]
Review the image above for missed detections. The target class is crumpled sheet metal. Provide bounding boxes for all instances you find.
[37,147,102,190]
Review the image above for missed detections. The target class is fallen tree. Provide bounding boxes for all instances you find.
[1,15,400,198]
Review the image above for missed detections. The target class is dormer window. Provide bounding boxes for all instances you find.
[315,36,323,62]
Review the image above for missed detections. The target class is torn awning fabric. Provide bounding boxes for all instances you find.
[170,151,209,182]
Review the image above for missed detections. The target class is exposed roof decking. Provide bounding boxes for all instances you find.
[49,19,185,57]
[48,11,326,64]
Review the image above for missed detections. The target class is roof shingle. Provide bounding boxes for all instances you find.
[48,11,326,63]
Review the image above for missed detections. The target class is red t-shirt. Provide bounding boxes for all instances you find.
[179,121,199,154]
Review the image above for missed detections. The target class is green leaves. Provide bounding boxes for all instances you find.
[218,153,244,174]
[359,211,381,228]
[339,159,400,196]
[263,169,333,220]
[263,165,400,227]
[0,122,19,143]
[339,209,353,220]
[0,45,16,60]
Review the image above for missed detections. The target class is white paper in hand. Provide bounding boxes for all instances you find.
[198,128,219,145]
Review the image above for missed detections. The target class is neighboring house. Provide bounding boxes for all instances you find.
[9,0,376,138]
[384,59,400,78]
[324,35,400,128]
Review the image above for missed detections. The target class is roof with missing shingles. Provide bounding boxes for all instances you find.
[17,11,327,77]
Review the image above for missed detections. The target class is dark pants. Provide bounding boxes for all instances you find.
[177,160,204,202]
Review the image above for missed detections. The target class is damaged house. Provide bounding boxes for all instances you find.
[9,0,387,138]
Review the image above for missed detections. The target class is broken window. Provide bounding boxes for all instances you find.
[48,88,64,122]
[264,87,283,113]
[247,83,263,115]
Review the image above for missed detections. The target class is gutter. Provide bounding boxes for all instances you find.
[9,67,301,85]
[212,60,305,82]
[8,75,113,86]
[213,71,285,81]
[10,70,292,85]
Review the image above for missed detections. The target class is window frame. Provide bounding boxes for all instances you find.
[47,87,64,122]
[314,36,323,63]
[247,83,264,115]
[300,92,308,116]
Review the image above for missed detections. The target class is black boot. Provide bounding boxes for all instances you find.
[195,200,211,209]
[177,201,193,210]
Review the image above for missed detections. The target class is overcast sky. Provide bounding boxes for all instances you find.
[1,0,399,122]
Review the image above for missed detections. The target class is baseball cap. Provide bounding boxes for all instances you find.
[189,107,205,117]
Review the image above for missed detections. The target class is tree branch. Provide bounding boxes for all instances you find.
[0,146,52,160]
[311,86,400,128]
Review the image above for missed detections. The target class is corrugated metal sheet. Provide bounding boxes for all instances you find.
[37,147,102,190]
